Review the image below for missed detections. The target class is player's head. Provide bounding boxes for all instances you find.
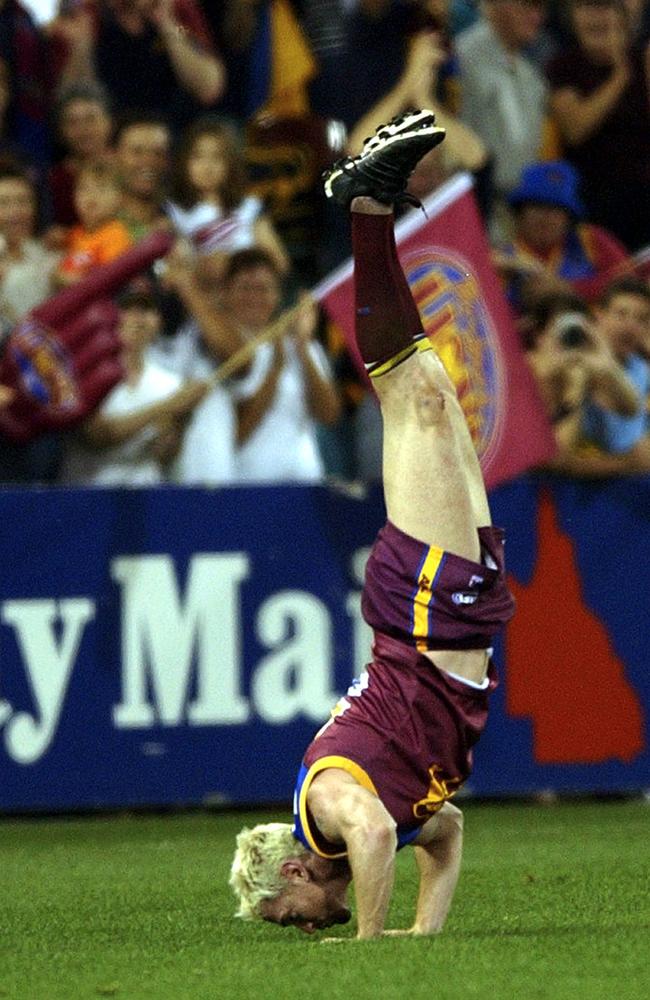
[230,823,352,935]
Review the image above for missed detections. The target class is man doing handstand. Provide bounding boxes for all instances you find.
[230,111,516,940]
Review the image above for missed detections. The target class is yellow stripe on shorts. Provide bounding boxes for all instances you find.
[413,544,445,651]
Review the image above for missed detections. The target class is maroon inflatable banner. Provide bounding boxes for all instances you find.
[0,230,173,442]
[315,174,556,490]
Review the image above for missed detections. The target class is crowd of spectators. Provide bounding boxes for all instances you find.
[0,0,649,488]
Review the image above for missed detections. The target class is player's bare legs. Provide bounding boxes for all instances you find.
[351,196,493,682]
[324,111,495,682]
[351,196,490,556]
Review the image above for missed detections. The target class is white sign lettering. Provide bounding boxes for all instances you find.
[1,599,95,764]
[252,590,338,723]
[112,553,250,728]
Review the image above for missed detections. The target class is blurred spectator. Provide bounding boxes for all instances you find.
[456,0,549,232]
[305,0,415,126]
[224,249,340,483]
[581,278,650,452]
[0,163,59,322]
[522,291,641,457]
[205,2,334,282]
[295,1,464,129]
[168,117,288,282]
[113,113,171,240]
[0,0,50,165]
[493,160,630,312]
[347,32,488,197]
[47,82,113,230]
[58,287,207,485]
[205,1,316,123]
[51,0,225,130]
[546,0,650,251]
[55,161,132,286]
[549,0,650,44]
[448,0,480,35]
[245,110,344,285]
[624,0,650,42]
[152,241,247,485]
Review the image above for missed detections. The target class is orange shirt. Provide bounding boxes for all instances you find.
[59,220,134,279]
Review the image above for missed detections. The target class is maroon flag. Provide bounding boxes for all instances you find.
[0,231,173,443]
[315,175,556,489]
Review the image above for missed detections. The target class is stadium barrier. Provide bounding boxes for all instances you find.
[1,475,649,813]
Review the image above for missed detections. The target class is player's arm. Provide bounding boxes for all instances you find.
[307,769,397,940]
[406,801,464,936]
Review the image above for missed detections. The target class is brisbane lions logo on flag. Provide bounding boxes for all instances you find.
[9,320,80,416]
[402,248,505,470]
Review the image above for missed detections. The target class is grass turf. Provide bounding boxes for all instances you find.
[0,801,648,1000]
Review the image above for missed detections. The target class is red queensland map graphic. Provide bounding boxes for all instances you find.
[506,493,644,764]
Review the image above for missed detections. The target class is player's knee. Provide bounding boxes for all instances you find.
[376,350,457,429]
[410,353,456,428]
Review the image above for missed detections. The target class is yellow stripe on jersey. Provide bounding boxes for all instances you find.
[369,343,417,379]
[413,545,446,652]
[298,755,379,859]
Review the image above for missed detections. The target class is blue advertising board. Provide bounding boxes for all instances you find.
[0,476,648,813]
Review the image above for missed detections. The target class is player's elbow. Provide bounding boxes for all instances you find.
[358,813,398,855]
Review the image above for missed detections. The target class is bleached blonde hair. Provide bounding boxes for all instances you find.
[229,823,303,920]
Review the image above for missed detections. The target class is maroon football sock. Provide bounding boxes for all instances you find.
[351,210,424,374]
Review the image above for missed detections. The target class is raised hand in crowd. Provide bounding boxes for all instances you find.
[160,238,246,363]
[51,1,225,120]
[290,292,341,427]
[348,32,487,185]
[523,292,641,456]
[0,384,14,408]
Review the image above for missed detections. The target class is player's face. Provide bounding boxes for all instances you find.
[259,860,352,935]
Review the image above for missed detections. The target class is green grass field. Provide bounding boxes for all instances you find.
[1,800,649,1000]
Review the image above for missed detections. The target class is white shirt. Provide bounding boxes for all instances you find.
[59,358,182,486]
[456,20,548,194]
[232,336,330,484]
[0,239,60,322]
[166,196,263,256]
[150,322,237,485]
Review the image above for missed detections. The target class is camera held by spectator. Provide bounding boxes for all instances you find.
[521,291,640,454]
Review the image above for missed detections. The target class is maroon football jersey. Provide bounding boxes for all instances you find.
[362,520,515,651]
[294,633,496,857]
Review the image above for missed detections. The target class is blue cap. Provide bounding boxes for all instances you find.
[508,161,585,218]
